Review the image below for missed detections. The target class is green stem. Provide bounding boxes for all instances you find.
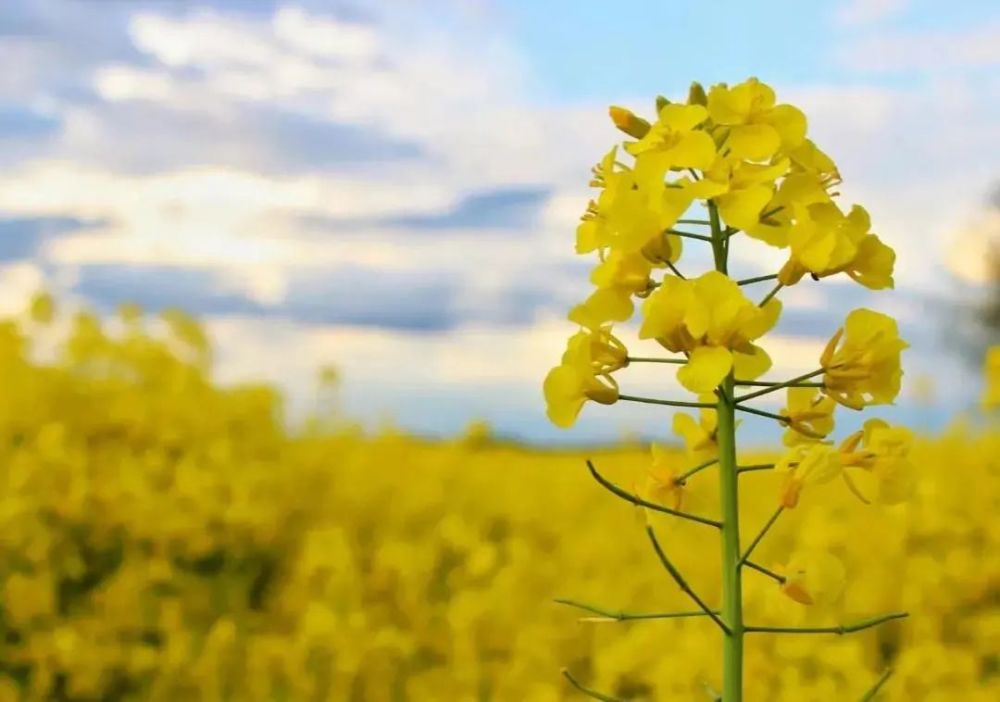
[734,369,826,403]
[586,460,722,528]
[646,526,730,634]
[709,199,743,701]
[677,218,711,226]
[735,274,779,286]
[561,669,623,702]
[667,261,687,280]
[739,507,783,565]
[758,282,783,307]
[745,612,908,635]
[743,560,785,584]
[859,669,893,701]
[554,598,719,622]
[626,356,686,365]
[667,229,714,242]
[618,394,716,409]
[674,457,719,485]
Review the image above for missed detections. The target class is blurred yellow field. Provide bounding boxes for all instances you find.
[0,306,995,701]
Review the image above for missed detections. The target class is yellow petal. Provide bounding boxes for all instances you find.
[716,184,774,231]
[543,365,585,428]
[678,346,733,393]
[766,104,807,150]
[669,131,717,170]
[658,103,709,131]
[733,344,772,381]
[728,124,780,161]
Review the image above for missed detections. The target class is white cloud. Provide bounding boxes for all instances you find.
[836,22,1000,71]
[834,0,908,26]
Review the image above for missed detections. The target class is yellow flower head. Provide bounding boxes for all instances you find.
[672,401,719,461]
[778,203,896,289]
[838,419,915,504]
[779,551,846,606]
[575,148,690,257]
[981,345,1000,410]
[569,250,656,329]
[707,77,807,161]
[640,271,781,393]
[821,309,907,409]
[626,103,717,176]
[777,441,841,509]
[780,387,836,446]
[644,444,685,510]
[543,328,627,428]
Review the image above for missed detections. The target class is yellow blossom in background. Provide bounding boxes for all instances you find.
[673,402,719,461]
[839,419,915,505]
[821,308,907,409]
[644,444,685,510]
[640,271,781,392]
[779,552,847,606]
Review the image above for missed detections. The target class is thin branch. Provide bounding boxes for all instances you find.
[760,205,784,220]
[626,356,686,365]
[677,218,711,226]
[743,560,786,584]
[734,404,790,425]
[735,381,823,388]
[554,598,719,622]
[737,463,777,474]
[739,507,784,565]
[666,261,686,280]
[734,369,826,403]
[736,273,779,286]
[758,282,783,307]
[586,460,722,528]
[561,669,624,702]
[745,612,908,635]
[674,458,719,485]
[666,229,714,242]
[619,394,716,409]
[859,669,893,702]
[646,526,731,634]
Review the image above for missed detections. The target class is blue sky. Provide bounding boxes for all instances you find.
[0,0,997,443]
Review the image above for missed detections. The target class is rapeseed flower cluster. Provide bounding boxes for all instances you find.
[543,77,916,700]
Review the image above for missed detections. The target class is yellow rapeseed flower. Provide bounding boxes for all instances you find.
[778,442,841,508]
[543,328,628,428]
[625,103,717,177]
[640,271,781,393]
[644,444,685,510]
[672,402,718,461]
[821,309,907,410]
[707,77,807,161]
[839,419,915,504]
[778,202,896,289]
[569,250,657,328]
[780,387,836,446]
[778,551,846,606]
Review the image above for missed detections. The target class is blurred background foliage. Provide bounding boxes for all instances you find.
[0,295,995,701]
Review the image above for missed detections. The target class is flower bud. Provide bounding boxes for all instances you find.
[687,81,707,106]
[608,106,651,139]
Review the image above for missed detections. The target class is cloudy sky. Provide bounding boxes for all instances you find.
[1,0,997,443]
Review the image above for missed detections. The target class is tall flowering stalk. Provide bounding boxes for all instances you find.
[545,78,911,701]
